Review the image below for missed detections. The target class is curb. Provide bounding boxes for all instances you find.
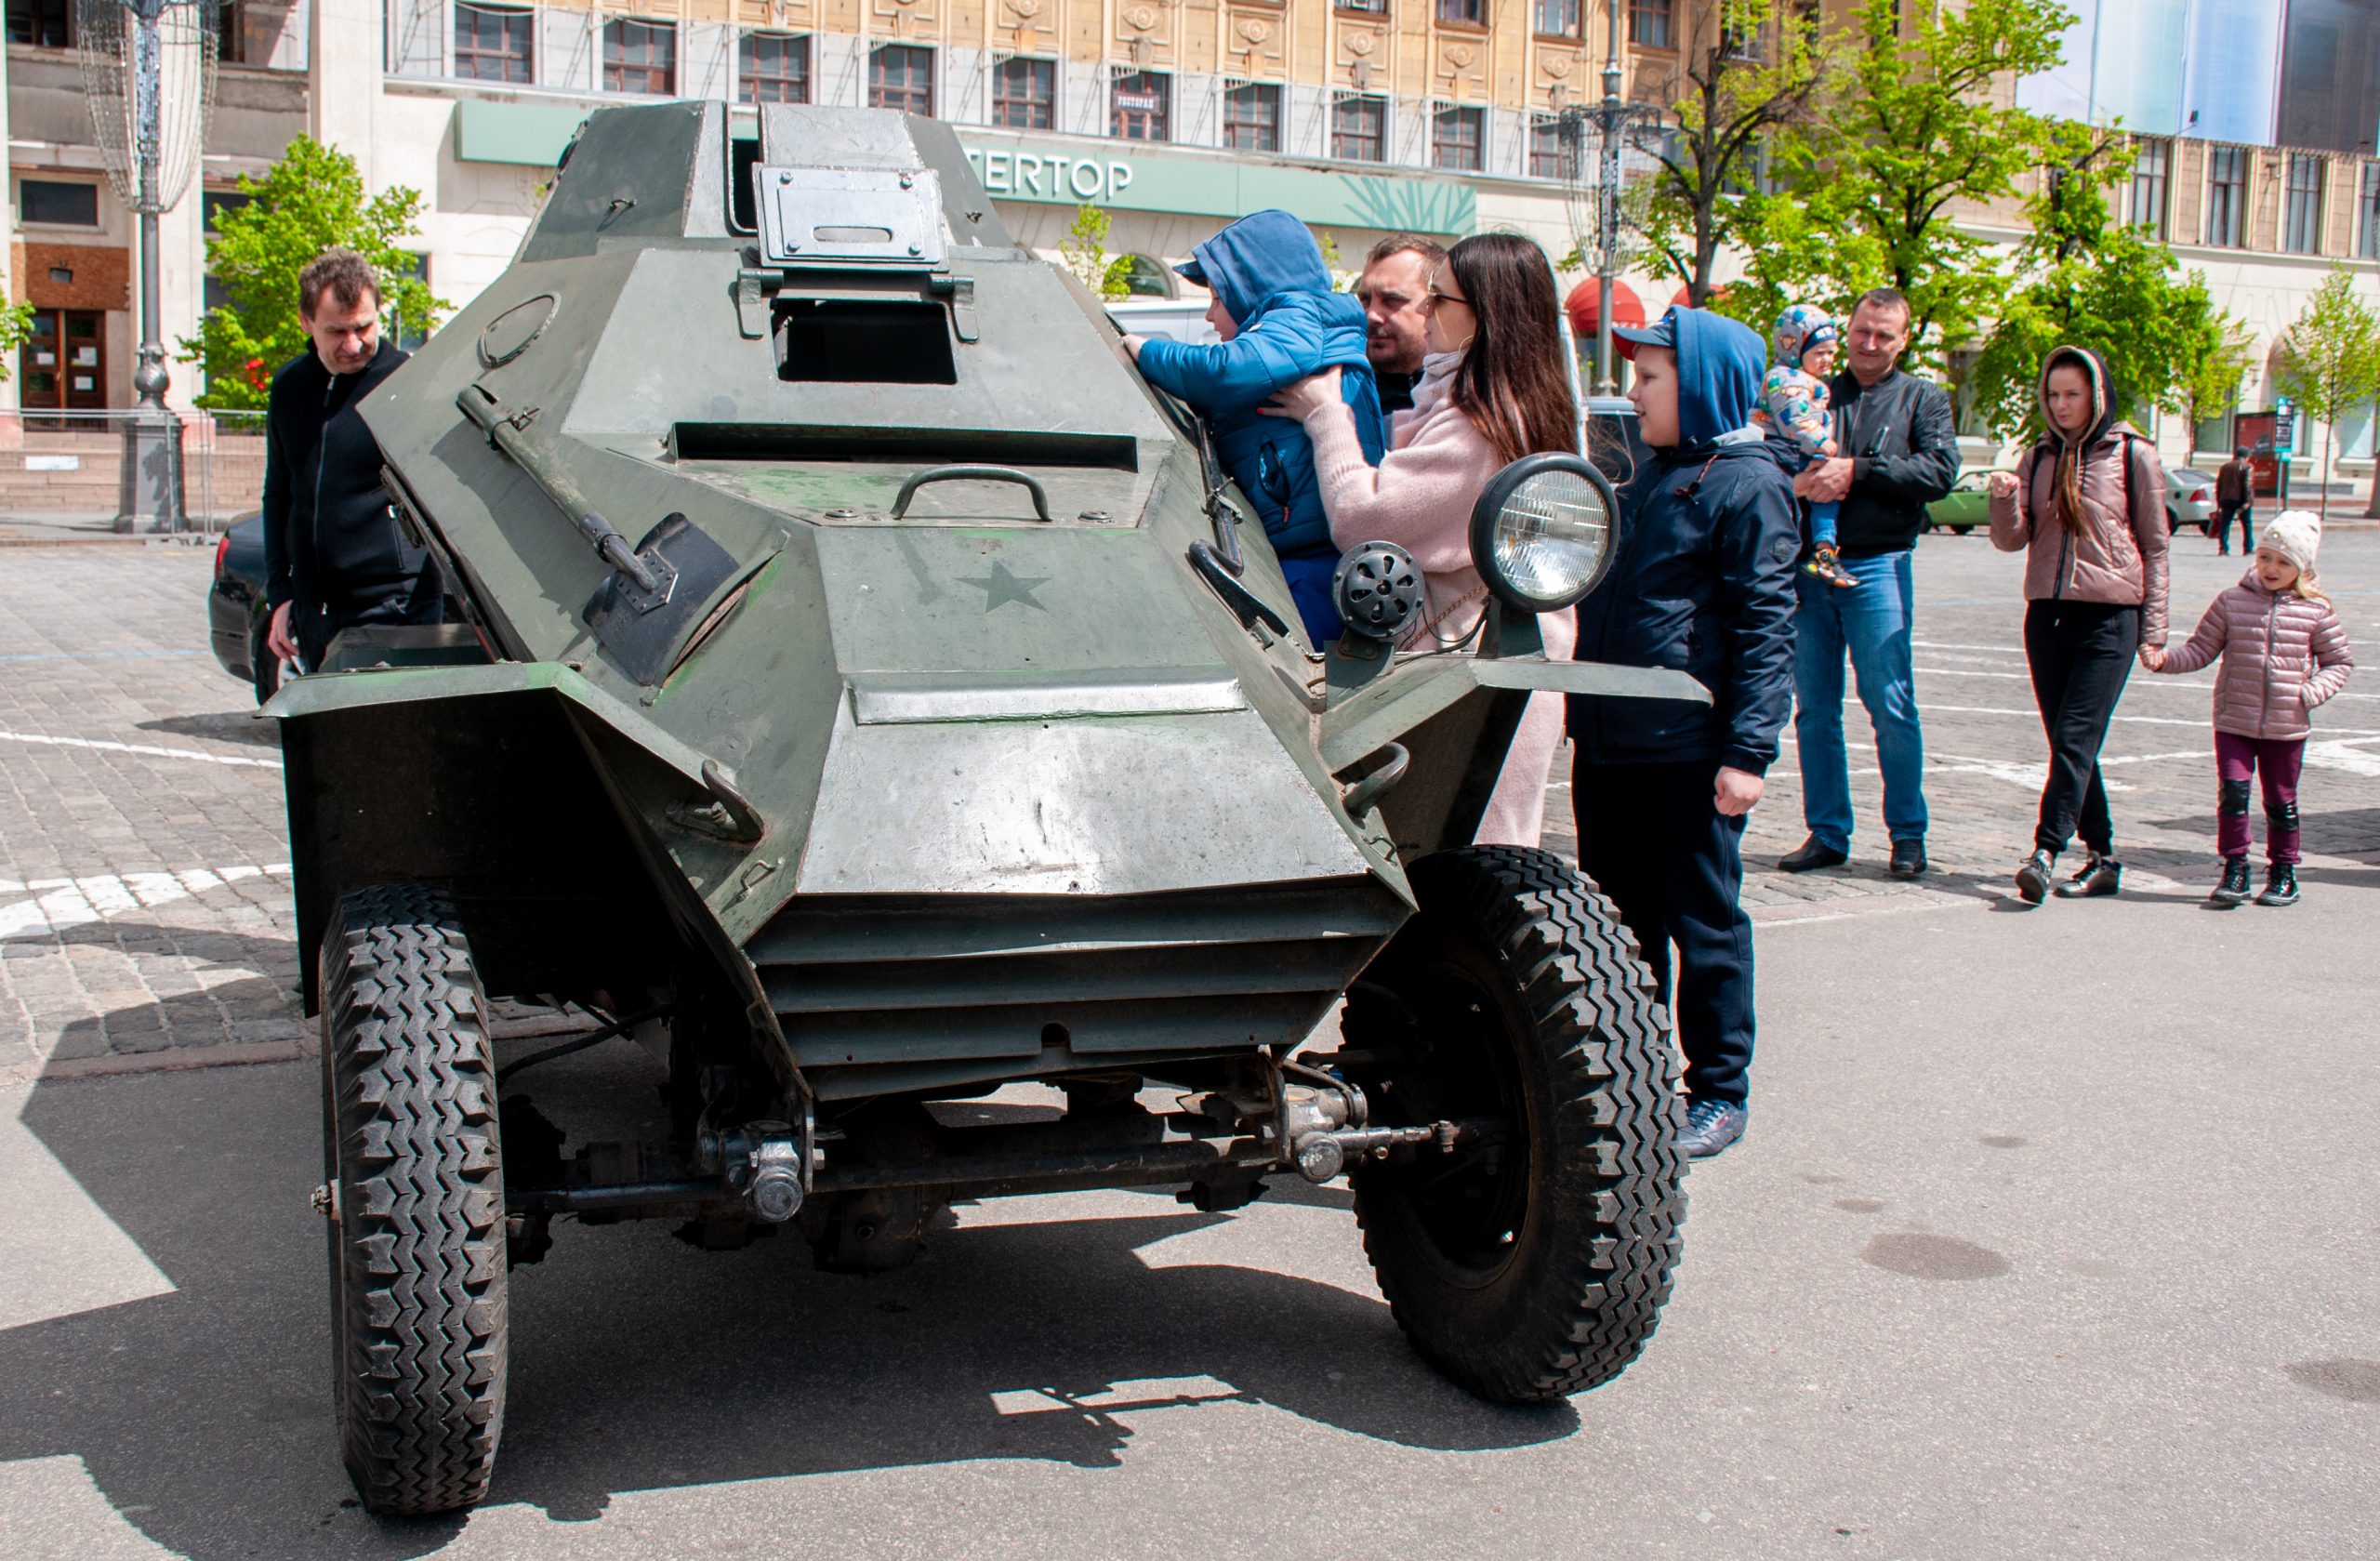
[19,1037,311,1086]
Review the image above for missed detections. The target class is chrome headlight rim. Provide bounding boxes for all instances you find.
[1467,452,1621,615]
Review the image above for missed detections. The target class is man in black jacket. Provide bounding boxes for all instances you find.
[261,250,434,672]
[1776,288,1960,879]
[1571,307,1800,1160]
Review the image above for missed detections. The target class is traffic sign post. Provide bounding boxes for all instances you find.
[2274,397,2294,507]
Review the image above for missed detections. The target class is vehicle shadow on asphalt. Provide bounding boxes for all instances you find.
[2,1040,1578,1558]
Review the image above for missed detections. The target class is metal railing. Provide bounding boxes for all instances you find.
[0,408,269,532]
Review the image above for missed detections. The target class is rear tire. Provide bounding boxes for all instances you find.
[320,886,507,1515]
[1344,846,1683,1403]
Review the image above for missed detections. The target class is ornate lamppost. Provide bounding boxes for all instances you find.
[1555,4,1662,394]
[75,0,218,533]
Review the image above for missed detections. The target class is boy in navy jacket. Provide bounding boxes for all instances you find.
[1122,210,1386,644]
[1569,307,1800,1160]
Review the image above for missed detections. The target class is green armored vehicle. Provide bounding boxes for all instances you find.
[279,101,1703,1515]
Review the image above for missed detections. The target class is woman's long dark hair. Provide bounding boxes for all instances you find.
[1444,233,1579,466]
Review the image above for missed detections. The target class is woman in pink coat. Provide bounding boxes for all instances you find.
[2145,510,2353,906]
[1261,233,1580,845]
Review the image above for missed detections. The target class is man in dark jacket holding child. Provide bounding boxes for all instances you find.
[1568,307,1801,1160]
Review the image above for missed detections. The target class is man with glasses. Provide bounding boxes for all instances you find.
[1353,235,1446,416]
[1776,288,1960,880]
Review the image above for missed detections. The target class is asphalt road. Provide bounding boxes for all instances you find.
[2,527,2375,1559]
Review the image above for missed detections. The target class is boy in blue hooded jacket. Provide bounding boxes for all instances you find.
[1120,210,1386,645]
[1568,307,1801,1162]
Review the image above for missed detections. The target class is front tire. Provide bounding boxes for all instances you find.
[1344,846,1684,1403]
[321,887,507,1515]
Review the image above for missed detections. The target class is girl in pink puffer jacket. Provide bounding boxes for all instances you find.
[2146,510,2353,906]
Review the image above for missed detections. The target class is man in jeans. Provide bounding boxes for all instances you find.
[2215,445,2254,555]
[1778,288,1961,878]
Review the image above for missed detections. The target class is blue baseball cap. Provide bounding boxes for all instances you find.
[1611,311,1676,361]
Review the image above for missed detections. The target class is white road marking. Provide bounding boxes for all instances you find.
[0,730,281,770]
[0,865,292,942]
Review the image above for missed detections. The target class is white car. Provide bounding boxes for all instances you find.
[2166,468,2219,535]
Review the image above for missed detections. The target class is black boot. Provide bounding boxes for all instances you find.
[2014,849,2055,904]
[2208,856,2252,907]
[2256,862,2300,906]
[2055,854,2122,897]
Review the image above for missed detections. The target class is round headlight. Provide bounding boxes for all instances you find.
[1468,453,1620,615]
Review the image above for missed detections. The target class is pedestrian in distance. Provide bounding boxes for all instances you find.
[1263,232,1580,846]
[2215,445,2255,556]
[262,249,440,672]
[1987,344,2170,905]
[1568,305,1801,1160]
[1122,209,1387,648]
[1775,288,1960,881]
[1759,304,1858,589]
[2143,511,2352,907]
[1354,235,1447,417]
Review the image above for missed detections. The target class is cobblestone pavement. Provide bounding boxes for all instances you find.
[4,529,2377,1084]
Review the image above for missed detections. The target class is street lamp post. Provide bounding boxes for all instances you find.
[1558,2,1663,395]
[75,0,218,534]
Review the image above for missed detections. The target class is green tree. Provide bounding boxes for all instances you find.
[1965,127,2245,443]
[1057,203,1132,301]
[0,300,35,379]
[1721,0,2074,368]
[2274,266,2380,522]
[2168,291,2254,458]
[176,136,444,412]
[1630,0,1830,308]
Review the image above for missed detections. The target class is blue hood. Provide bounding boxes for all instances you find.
[1668,307,1767,446]
[1185,210,1335,329]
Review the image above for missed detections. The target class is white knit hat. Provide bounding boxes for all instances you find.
[2263,509,2321,575]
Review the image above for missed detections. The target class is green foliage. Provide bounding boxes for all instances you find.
[2274,267,2380,519]
[1726,0,2075,369]
[1058,203,1132,301]
[1965,129,2248,443]
[0,300,36,381]
[1630,0,1829,308]
[175,137,445,412]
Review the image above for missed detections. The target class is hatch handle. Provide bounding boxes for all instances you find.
[889,464,1054,523]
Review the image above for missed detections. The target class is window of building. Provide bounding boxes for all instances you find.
[1111,71,1170,141]
[1529,114,1578,180]
[1629,0,1673,48]
[6,0,71,48]
[216,0,246,64]
[2362,162,2380,259]
[2283,152,2324,254]
[20,179,99,227]
[1331,95,1388,163]
[739,32,810,103]
[868,44,933,114]
[990,56,1055,129]
[2128,138,2169,237]
[1432,105,1484,172]
[2204,145,2247,248]
[455,3,533,84]
[1223,82,1281,152]
[202,191,252,234]
[388,254,431,352]
[1336,0,1387,10]
[602,19,676,94]
[1531,0,1579,34]
[1436,0,1484,23]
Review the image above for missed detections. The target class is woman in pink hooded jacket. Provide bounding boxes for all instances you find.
[1261,232,1580,845]
[2146,510,2353,906]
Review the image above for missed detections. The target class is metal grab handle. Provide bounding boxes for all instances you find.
[1339,743,1409,819]
[889,464,1053,523]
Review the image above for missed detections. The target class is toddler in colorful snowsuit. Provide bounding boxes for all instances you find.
[1762,304,1856,589]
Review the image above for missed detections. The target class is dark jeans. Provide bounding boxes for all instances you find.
[2022,599,2140,856]
[2215,732,2305,865]
[2215,503,2254,554]
[1791,549,1929,851]
[1573,757,1754,1106]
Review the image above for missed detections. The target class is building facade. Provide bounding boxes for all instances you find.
[4,0,2378,484]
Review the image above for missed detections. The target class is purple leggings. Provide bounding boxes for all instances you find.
[2215,732,2305,865]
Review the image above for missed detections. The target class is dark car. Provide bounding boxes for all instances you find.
[207,513,282,703]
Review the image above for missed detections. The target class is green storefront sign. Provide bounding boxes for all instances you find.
[453,100,1476,237]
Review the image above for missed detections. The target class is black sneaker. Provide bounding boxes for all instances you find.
[1779,835,1849,873]
[1888,839,1927,877]
[2055,854,2122,897]
[1679,1098,1748,1159]
[2208,856,2252,907]
[2256,862,2300,906]
[2014,849,2055,904]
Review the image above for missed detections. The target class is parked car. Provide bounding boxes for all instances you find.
[2166,467,2218,534]
[1924,468,2012,534]
[1103,297,1222,346]
[206,512,281,704]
